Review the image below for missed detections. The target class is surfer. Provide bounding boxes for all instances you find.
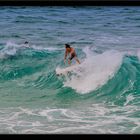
[23,41,30,48]
[24,41,28,44]
[64,44,80,65]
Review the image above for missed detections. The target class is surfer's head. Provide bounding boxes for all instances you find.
[24,41,28,44]
[65,44,71,48]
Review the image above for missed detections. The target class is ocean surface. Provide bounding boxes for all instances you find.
[0,6,140,134]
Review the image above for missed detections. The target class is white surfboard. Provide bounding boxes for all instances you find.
[56,64,78,75]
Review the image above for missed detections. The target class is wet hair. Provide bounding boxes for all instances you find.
[65,44,71,48]
[24,41,28,44]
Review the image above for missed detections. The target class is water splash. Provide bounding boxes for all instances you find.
[63,47,124,94]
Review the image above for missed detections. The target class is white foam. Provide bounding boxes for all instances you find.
[124,94,135,106]
[31,45,62,51]
[63,47,124,94]
[0,41,17,58]
[0,103,139,134]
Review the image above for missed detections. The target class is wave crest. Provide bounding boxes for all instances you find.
[63,47,124,94]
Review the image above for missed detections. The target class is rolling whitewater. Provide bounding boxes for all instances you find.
[0,6,140,134]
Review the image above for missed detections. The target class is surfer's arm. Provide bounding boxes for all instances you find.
[64,51,68,63]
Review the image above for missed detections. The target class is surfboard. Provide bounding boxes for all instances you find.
[56,64,78,76]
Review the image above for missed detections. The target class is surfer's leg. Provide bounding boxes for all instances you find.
[68,55,74,65]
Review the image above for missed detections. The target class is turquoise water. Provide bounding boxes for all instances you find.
[0,6,140,134]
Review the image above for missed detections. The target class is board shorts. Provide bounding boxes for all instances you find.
[69,53,77,60]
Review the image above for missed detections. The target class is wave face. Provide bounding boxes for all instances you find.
[0,7,140,134]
